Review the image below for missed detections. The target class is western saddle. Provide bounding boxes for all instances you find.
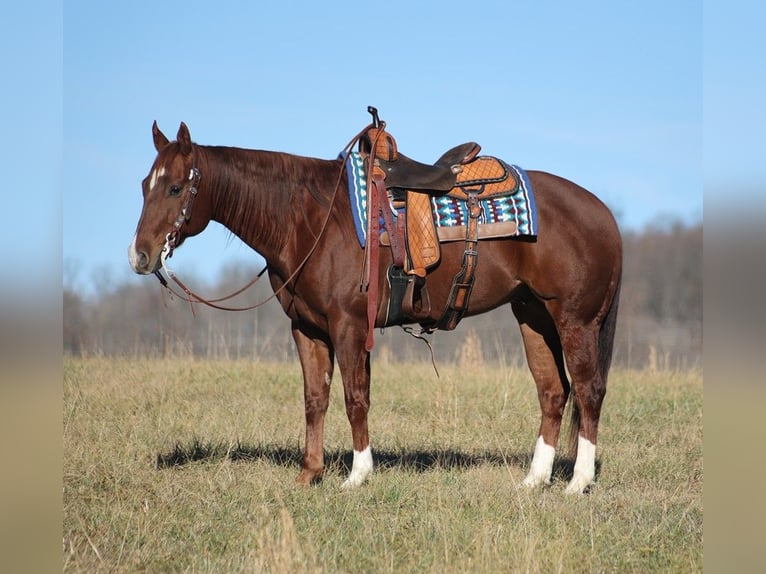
[358,106,518,350]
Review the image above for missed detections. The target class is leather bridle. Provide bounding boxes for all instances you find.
[152,123,375,313]
[166,166,201,253]
[152,157,274,312]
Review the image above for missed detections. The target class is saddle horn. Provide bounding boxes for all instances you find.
[367,106,380,128]
[361,106,398,162]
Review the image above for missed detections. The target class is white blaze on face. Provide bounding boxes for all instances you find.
[149,166,166,191]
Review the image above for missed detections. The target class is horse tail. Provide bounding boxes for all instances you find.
[597,275,621,384]
[567,274,622,458]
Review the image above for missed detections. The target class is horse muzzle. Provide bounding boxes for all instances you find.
[128,235,161,275]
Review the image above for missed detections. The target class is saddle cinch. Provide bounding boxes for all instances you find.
[359,107,521,336]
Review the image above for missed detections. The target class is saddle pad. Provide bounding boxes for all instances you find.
[343,151,537,247]
[433,163,537,237]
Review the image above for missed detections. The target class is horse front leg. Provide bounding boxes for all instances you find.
[292,322,334,486]
[333,322,373,489]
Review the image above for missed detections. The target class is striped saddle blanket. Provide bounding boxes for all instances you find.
[344,151,538,248]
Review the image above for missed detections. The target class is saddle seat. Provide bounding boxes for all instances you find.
[358,108,481,194]
[377,142,481,192]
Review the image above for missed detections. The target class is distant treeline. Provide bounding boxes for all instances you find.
[64,220,701,370]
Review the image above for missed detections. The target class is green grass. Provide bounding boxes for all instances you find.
[63,358,702,573]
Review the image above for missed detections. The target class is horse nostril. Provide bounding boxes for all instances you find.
[137,251,149,270]
[129,238,152,273]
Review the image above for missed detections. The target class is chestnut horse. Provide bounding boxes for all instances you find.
[129,120,621,494]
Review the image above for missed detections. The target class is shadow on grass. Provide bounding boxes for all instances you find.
[155,438,600,483]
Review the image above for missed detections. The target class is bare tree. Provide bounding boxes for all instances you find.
[64,220,702,369]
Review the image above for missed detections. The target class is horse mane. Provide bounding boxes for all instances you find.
[198,145,341,252]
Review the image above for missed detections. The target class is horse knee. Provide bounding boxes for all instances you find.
[539,386,568,416]
[305,392,330,418]
[573,376,606,421]
[344,402,369,427]
[343,382,370,418]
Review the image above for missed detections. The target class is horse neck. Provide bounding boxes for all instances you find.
[196,145,340,264]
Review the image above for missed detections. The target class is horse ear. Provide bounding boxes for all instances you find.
[152,121,169,151]
[177,122,192,156]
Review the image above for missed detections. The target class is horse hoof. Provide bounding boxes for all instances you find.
[340,475,366,490]
[340,447,374,490]
[295,469,322,486]
[518,473,551,489]
[563,476,593,495]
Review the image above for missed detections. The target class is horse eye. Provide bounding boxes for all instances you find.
[169,185,182,197]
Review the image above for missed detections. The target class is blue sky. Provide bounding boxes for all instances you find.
[58,1,705,294]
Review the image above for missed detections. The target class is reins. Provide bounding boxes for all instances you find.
[153,121,377,313]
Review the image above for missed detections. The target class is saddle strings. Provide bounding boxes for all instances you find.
[402,326,440,378]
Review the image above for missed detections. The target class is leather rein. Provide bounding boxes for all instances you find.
[153,123,375,313]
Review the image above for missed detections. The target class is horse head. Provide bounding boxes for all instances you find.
[128,122,210,274]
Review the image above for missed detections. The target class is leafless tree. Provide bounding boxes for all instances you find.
[64,221,702,369]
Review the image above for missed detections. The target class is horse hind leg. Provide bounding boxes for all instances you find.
[512,297,570,489]
[553,278,620,495]
[558,323,605,494]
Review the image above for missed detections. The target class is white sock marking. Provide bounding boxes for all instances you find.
[520,435,555,488]
[341,446,373,489]
[565,435,596,494]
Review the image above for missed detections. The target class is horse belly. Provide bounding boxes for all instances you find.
[423,239,524,318]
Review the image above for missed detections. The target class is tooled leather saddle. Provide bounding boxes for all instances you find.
[358,106,521,350]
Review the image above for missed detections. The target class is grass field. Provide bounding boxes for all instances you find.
[63,358,702,573]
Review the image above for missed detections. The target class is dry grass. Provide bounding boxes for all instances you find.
[63,358,702,573]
